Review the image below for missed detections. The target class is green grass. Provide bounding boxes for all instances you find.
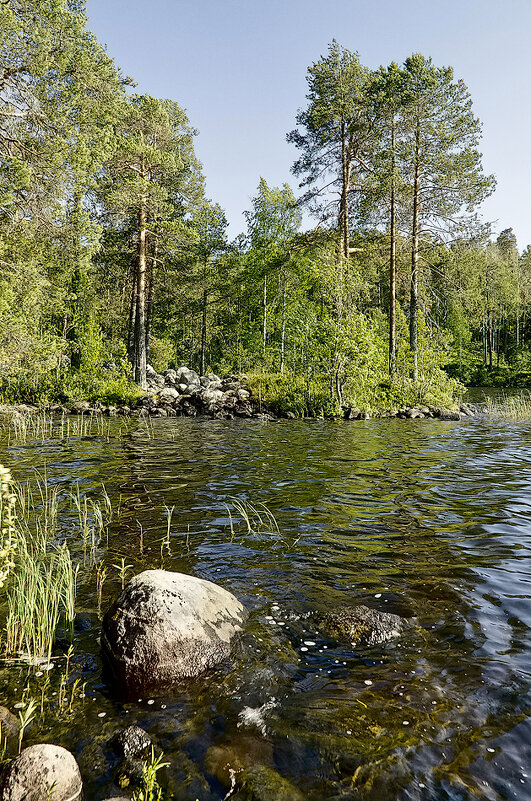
[484,392,531,420]
[0,468,114,664]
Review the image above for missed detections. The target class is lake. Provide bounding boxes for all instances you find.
[0,413,530,800]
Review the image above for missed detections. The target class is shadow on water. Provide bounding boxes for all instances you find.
[0,415,530,800]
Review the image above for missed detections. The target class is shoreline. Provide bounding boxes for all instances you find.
[0,400,479,422]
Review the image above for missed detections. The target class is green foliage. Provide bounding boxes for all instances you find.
[149,336,175,373]
[247,372,339,417]
[0,13,526,407]
[132,748,170,801]
[0,465,17,589]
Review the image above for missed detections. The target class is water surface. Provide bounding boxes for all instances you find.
[0,415,530,800]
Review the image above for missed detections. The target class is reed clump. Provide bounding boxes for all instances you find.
[0,409,128,445]
[0,468,114,663]
[2,473,78,663]
[484,392,531,421]
[0,464,18,588]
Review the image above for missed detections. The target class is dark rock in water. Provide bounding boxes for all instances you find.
[0,706,19,739]
[435,407,461,421]
[1,744,82,801]
[101,797,130,801]
[319,605,406,646]
[115,756,144,790]
[242,765,307,801]
[110,725,152,760]
[344,407,361,420]
[205,744,305,801]
[101,569,248,694]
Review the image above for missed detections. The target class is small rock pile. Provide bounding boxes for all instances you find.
[65,367,275,420]
[343,401,479,421]
[140,365,260,419]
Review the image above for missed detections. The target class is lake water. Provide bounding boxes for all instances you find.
[0,414,530,800]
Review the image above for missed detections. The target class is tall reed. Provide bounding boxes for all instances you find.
[2,468,77,663]
[0,464,17,588]
[484,392,531,421]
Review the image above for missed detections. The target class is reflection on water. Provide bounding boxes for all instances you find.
[0,416,530,800]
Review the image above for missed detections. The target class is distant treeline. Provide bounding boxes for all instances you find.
[1,4,528,411]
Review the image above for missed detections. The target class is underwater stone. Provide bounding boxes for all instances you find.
[319,604,406,646]
[110,725,152,760]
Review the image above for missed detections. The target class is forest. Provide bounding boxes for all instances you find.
[1,0,530,415]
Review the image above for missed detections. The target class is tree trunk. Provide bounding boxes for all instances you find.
[145,239,156,366]
[389,115,397,382]
[410,120,421,383]
[200,288,208,376]
[488,312,493,370]
[280,279,287,375]
[262,277,267,359]
[127,266,137,362]
[134,198,148,389]
[337,120,349,323]
[68,187,84,370]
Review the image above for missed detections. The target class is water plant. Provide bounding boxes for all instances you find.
[17,698,37,754]
[113,557,133,589]
[132,748,170,801]
[5,538,77,662]
[95,563,108,616]
[225,497,280,539]
[484,391,531,420]
[0,464,18,588]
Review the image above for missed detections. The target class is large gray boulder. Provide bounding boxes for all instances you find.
[102,570,248,694]
[1,744,82,801]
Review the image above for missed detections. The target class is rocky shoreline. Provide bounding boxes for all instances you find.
[0,365,480,422]
[0,569,408,801]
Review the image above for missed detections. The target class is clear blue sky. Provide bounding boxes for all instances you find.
[85,0,531,249]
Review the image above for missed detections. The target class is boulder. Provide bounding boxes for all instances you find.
[319,605,405,646]
[201,388,225,410]
[70,400,92,414]
[1,744,82,801]
[344,407,360,420]
[0,707,19,739]
[436,407,461,421]
[201,374,222,389]
[175,367,200,388]
[102,570,248,694]
[163,369,178,385]
[158,387,179,403]
[110,725,152,760]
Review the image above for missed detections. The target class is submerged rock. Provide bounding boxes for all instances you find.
[1,744,82,801]
[110,725,152,760]
[435,407,461,421]
[319,605,406,646]
[205,744,306,801]
[242,765,307,801]
[0,707,19,739]
[102,570,248,694]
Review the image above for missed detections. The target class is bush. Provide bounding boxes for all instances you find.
[247,372,340,417]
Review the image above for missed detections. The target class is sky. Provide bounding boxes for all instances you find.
[84,0,531,249]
